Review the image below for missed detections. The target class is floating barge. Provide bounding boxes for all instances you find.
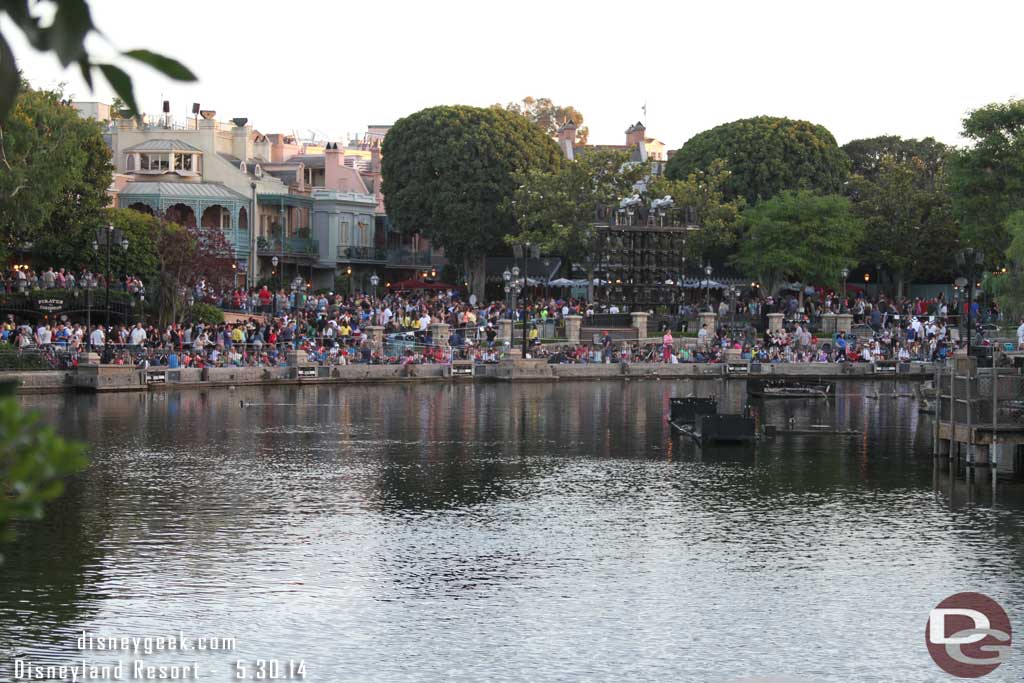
[747,379,834,399]
[668,398,756,446]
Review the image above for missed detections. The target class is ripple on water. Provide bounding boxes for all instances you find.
[1,381,1022,683]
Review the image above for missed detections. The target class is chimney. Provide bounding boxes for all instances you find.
[625,121,646,147]
[557,120,576,145]
[325,142,342,190]
[232,118,252,162]
[253,134,271,162]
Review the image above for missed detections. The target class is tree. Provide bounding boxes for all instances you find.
[497,96,589,144]
[665,116,850,205]
[847,150,958,295]
[646,160,745,267]
[842,135,949,185]
[152,218,235,325]
[509,149,642,302]
[948,99,1024,259]
[0,380,86,555]
[0,0,196,121]
[0,82,100,259]
[381,105,562,299]
[734,190,863,295]
[986,210,1024,319]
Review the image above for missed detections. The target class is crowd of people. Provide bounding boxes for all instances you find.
[1,265,146,296]
[0,273,1010,369]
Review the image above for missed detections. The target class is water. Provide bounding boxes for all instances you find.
[1,380,1023,682]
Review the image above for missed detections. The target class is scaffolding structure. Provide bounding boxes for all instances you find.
[935,355,1024,486]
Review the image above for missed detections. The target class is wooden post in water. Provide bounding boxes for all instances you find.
[992,365,998,496]
[949,362,956,464]
[965,360,973,482]
[933,366,941,457]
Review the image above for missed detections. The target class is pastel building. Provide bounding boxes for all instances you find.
[97,106,441,291]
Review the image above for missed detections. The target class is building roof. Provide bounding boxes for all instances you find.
[124,138,201,152]
[120,181,248,202]
[287,154,325,169]
[334,164,369,194]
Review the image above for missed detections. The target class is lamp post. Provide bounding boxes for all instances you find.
[730,286,739,339]
[840,267,849,311]
[346,266,353,297]
[370,273,380,300]
[139,294,145,327]
[956,247,985,353]
[503,268,512,313]
[271,255,279,318]
[95,224,127,328]
[704,263,713,311]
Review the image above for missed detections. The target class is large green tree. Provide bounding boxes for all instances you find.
[509,149,642,301]
[497,96,588,144]
[846,142,959,294]
[665,116,850,205]
[948,99,1024,259]
[381,105,562,298]
[986,210,1024,319]
[734,190,863,294]
[647,160,745,267]
[0,82,108,259]
[843,135,948,184]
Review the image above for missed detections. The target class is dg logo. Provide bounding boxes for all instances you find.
[926,592,1012,678]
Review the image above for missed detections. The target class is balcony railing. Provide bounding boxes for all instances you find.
[387,249,433,267]
[258,237,319,256]
[337,245,389,262]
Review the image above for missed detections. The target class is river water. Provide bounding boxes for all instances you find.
[1,380,1022,683]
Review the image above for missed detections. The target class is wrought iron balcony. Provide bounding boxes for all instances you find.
[337,245,389,262]
[258,237,319,256]
[387,249,433,267]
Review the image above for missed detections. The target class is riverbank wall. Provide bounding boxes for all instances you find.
[1,360,938,395]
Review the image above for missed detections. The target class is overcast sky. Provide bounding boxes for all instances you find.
[5,0,1022,148]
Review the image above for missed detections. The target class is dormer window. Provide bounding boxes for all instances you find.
[124,139,201,176]
[140,153,170,171]
[254,164,263,179]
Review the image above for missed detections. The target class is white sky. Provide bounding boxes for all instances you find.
[5,0,1023,148]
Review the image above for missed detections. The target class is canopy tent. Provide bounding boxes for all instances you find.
[389,279,456,291]
[549,278,576,287]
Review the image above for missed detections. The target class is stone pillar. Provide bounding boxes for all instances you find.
[80,352,101,366]
[699,311,717,336]
[499,319,513,346]
[835,313,853,335]
[767,312,784,334]
[365,325,384,353]
[631,311,650,340]
[430,322,450,348]
[565,315,582,345]
[820,312,837,335]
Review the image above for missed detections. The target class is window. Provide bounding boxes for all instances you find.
[174,153,194,171]
[140,153,169,171]
[125,154,135,172]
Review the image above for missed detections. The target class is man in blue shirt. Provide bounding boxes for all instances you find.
[834,332,848,360]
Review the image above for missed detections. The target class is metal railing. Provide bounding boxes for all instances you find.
[338,245,388,262]
[387,249,433,267]
[259,237,319,256]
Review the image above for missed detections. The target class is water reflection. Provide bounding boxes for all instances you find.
[0,380,1022,682]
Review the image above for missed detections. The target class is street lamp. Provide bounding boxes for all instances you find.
[840,267,849,311]
[139,294,145,327]
[96,224,127,328]
[271,255,279,317]
[956,247,985,352]
[704,263,713,310]
[370,273,380,299]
